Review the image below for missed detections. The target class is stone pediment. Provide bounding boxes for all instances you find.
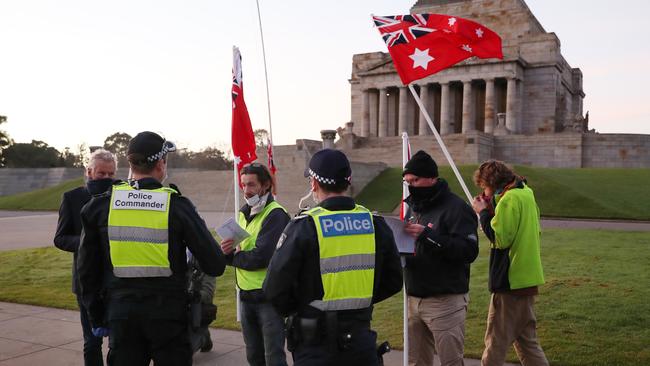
[358,55,395,75]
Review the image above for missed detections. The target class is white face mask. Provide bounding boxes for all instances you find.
[298,188,313,211]
[245,194,261,207]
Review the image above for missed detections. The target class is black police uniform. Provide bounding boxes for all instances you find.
[262,149,403,366]
[77,132,226,366]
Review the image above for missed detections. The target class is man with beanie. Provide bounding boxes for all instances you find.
[402,150,479,366]
[77,131,226,366]
[263,149,403,366]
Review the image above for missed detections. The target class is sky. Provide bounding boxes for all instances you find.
[1,0,649,153]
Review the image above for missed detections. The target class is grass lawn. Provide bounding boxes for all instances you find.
[0,177,84,211]
[355,166,650,220]
[1,229,648,365]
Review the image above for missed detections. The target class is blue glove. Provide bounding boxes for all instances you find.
[92,327,110,337]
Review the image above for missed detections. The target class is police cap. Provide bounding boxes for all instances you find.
[127,131,177,162]
[306,149,352,185]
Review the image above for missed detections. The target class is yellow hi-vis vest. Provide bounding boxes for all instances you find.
[236,200,287,291]
[306,205,376,311]
[108,182,176,278]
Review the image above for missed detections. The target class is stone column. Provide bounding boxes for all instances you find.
[378,88,388,137]
[484,78,496,134]
[369,91,378,137]
[418,84,430,135]
[320,130,337,149]
[440,82,452,135]
[462,81,474,134]
[398,86,408,133]
[506,78,518,133]
[361,89,370,137]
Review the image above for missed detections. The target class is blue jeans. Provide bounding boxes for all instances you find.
[240,301,288,366]
[77,294,104,366]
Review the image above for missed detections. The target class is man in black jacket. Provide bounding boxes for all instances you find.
[402,150,478,366]
[54,148,117,366]
[263,149,403,366]
[77,131,226,366]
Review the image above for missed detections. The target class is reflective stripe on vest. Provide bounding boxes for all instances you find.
[306,205,376,311]
[108,183,176,278]
[235,200,287,291]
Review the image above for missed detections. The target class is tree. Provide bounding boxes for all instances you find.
[0,115,13,167]
[103,132,132,168]
[254,129,269,147]
[3,140,62,168]
[167,146,233,170]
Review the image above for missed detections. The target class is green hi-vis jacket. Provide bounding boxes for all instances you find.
[236,200,287,291]
[108,182,177,278]
[305,205,376,311]
[490,183,545,291]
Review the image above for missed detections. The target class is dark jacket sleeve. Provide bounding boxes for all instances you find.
[77,199,106,328]
[418,202,479,263]
[54,192,80,253]
[372,216,403,304]
[175,196,226,277]
[229,208,290,270]
[263,219,307,317]
[479,209,496,243]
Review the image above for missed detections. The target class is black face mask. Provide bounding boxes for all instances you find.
[408,185,437,202]
[86,178,113,195]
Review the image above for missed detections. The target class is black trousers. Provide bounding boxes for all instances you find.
[76,294,104,366]
[292,327,379,366]
[106,296,192,366]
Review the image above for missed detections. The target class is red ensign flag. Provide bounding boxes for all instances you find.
[231,46,257,173]
[373,14,503,85]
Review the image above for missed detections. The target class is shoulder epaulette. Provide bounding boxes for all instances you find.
[169,183,182,195]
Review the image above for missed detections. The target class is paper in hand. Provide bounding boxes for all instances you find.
[383,216,416,254]
[216,217,250,245]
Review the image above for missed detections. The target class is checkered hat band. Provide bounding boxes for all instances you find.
[309,168,351,185]
[146,145,172,162]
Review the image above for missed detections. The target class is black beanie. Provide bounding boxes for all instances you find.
[402,150,438,178]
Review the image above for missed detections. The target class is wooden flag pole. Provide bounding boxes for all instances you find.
[407,84,473,203]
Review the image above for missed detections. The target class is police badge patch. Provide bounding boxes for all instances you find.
[276,233,287,249]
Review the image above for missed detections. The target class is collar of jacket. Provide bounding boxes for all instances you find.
[318,195,356,211]
[405,178,450,213]
[495,177,527,203]
[240,193,276,222]
[130,177,163,190]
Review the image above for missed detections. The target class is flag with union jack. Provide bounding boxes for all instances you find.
[373,14,503,85]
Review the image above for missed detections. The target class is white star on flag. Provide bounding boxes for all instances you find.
[462,44,473,53]
[448,17,457,26]
[409,48,434,70]
[234,155,242,165]
[475,28,484,38]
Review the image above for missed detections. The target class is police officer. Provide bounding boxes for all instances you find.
[263,149,403,366]
[77,131,226,366]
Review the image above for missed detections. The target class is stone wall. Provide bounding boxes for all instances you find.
[0,168,84,196]
[582,134,650,168]
[493,133,583,167]
[339,132,650,168]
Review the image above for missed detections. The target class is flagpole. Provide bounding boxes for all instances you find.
[255,0,275,156]
[401,132,410,366]
[233,162,242,322]
[407,84,473,202]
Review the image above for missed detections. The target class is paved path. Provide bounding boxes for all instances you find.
[1,210,649,252]
[0,302,514,366]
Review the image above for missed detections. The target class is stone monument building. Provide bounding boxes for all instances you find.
[336,0,649,168]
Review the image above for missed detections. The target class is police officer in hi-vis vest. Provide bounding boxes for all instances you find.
[263,149,403,366]
[77,131,226,366]
[220,162,290,366]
